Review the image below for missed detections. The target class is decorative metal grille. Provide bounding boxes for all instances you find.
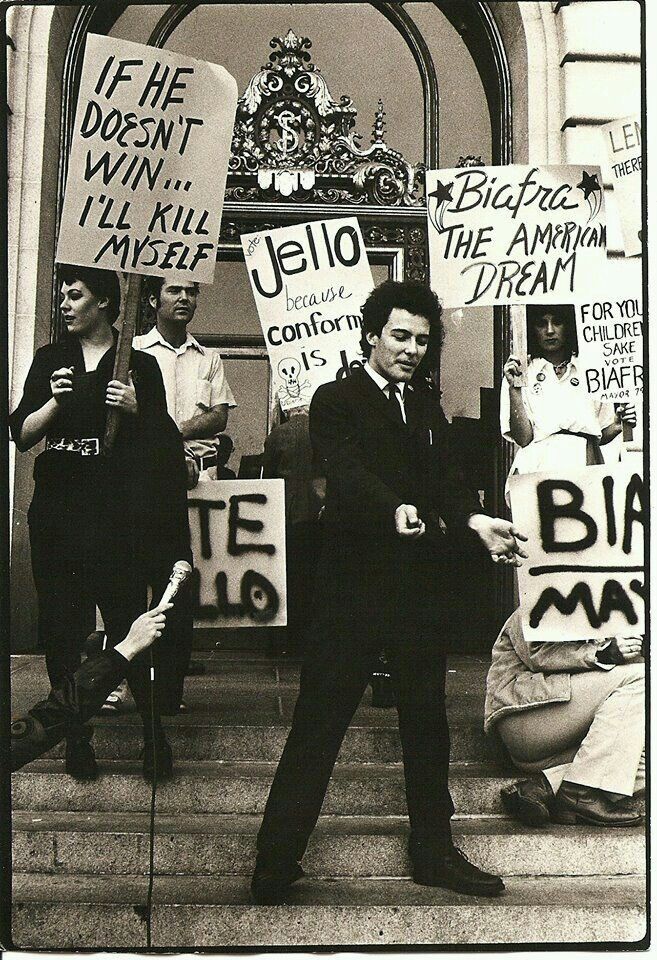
[227,29,424,207]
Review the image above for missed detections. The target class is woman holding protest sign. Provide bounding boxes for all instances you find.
[9,264,190,782]
[484,609,644,828]
[500,303,636,499]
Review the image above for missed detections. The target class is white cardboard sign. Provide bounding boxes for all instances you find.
[575,287,643,403]
[426,165,607,308]
[601,116,642,258]
[510,464,644,643]
[188,479,286,628]
[242,217,374,410]
[56,34,238,283]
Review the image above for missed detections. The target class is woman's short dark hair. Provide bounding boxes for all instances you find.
[360,280,443,359]
[59,265,121,323]
[526,303,578,358]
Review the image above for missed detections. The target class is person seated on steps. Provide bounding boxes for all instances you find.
[484,608,644,828]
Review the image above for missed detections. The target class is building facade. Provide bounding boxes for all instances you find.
[6,1,643,648]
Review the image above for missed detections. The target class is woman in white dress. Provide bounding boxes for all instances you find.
[500,304,636,499]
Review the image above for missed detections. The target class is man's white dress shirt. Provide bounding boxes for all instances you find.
[134,326,236,461]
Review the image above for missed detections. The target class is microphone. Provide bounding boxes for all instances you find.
[157,560,193,605]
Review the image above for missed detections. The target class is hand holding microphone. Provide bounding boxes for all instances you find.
[116,603,174,661]
[114,562,192,661]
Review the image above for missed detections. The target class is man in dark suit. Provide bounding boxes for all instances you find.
[252,280,527,904]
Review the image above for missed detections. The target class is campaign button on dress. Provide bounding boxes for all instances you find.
[536,372,545,382]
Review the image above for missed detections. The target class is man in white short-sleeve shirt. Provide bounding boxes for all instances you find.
[135,276,236,489]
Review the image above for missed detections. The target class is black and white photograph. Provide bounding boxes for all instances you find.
[2,0,648,951]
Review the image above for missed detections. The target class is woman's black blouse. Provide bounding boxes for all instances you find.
[8,332,168,447]
[9,332,191,568]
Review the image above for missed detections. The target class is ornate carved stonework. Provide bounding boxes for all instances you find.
[457,155,485,168]
[228,30,423,206]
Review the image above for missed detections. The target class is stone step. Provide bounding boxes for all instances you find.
[10,652,492,690]
[11,758,647,819]
[12,810,646,879]
[10,654,492,704]
[11,654,496,762]
[40,719,499,764]
[11,761,529,817]
[11,873,646,947]
[11,651,490,693]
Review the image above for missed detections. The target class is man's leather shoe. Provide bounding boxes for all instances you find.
[65,735,98,781]
[410,838,505,897]
[142,733,173,783]
[251,854,304,905]
[553,781,642,827]
[500,773,554,826]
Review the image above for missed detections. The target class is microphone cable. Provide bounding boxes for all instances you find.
[134,648,158,946]
[140,562,192,946]
[145,649,157,948]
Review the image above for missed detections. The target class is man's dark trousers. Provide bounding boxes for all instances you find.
[256,368,481,862]
[256,544,453,860]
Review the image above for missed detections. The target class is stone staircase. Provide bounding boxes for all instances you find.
[10,652,647,948]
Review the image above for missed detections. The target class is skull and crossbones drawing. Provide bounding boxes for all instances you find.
[277,357,311,405]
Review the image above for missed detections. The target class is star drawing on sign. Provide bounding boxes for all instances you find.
[429,180,453,205]
[428,180,453,233]
[576,169,602,223]
[576,170,600,200]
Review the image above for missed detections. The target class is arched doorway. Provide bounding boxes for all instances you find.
[41,2,519,644]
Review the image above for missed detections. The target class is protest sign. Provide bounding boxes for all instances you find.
[56,34,237,283]
[510,464,644,643]
[575,288,643,403]
[188,479,286,628]
[242,217,374,410]
[601,116,642,258]
[426,165,606,308]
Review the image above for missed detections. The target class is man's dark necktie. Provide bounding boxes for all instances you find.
[387,382,405,424]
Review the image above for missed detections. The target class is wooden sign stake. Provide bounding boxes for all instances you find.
[103,272,142,455]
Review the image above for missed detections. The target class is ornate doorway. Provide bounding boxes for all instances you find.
[198,30,497,647]
[47,3,515,642]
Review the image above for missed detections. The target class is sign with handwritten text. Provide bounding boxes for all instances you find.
[575,287,643,403]
[510,464,644,642]
[56,34,237,283]
[188,480,286,628]
[426,165,607,308]
[242,217,374,410]
[601,116,642,258]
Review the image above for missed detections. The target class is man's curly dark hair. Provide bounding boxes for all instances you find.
[360,280,443,363]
